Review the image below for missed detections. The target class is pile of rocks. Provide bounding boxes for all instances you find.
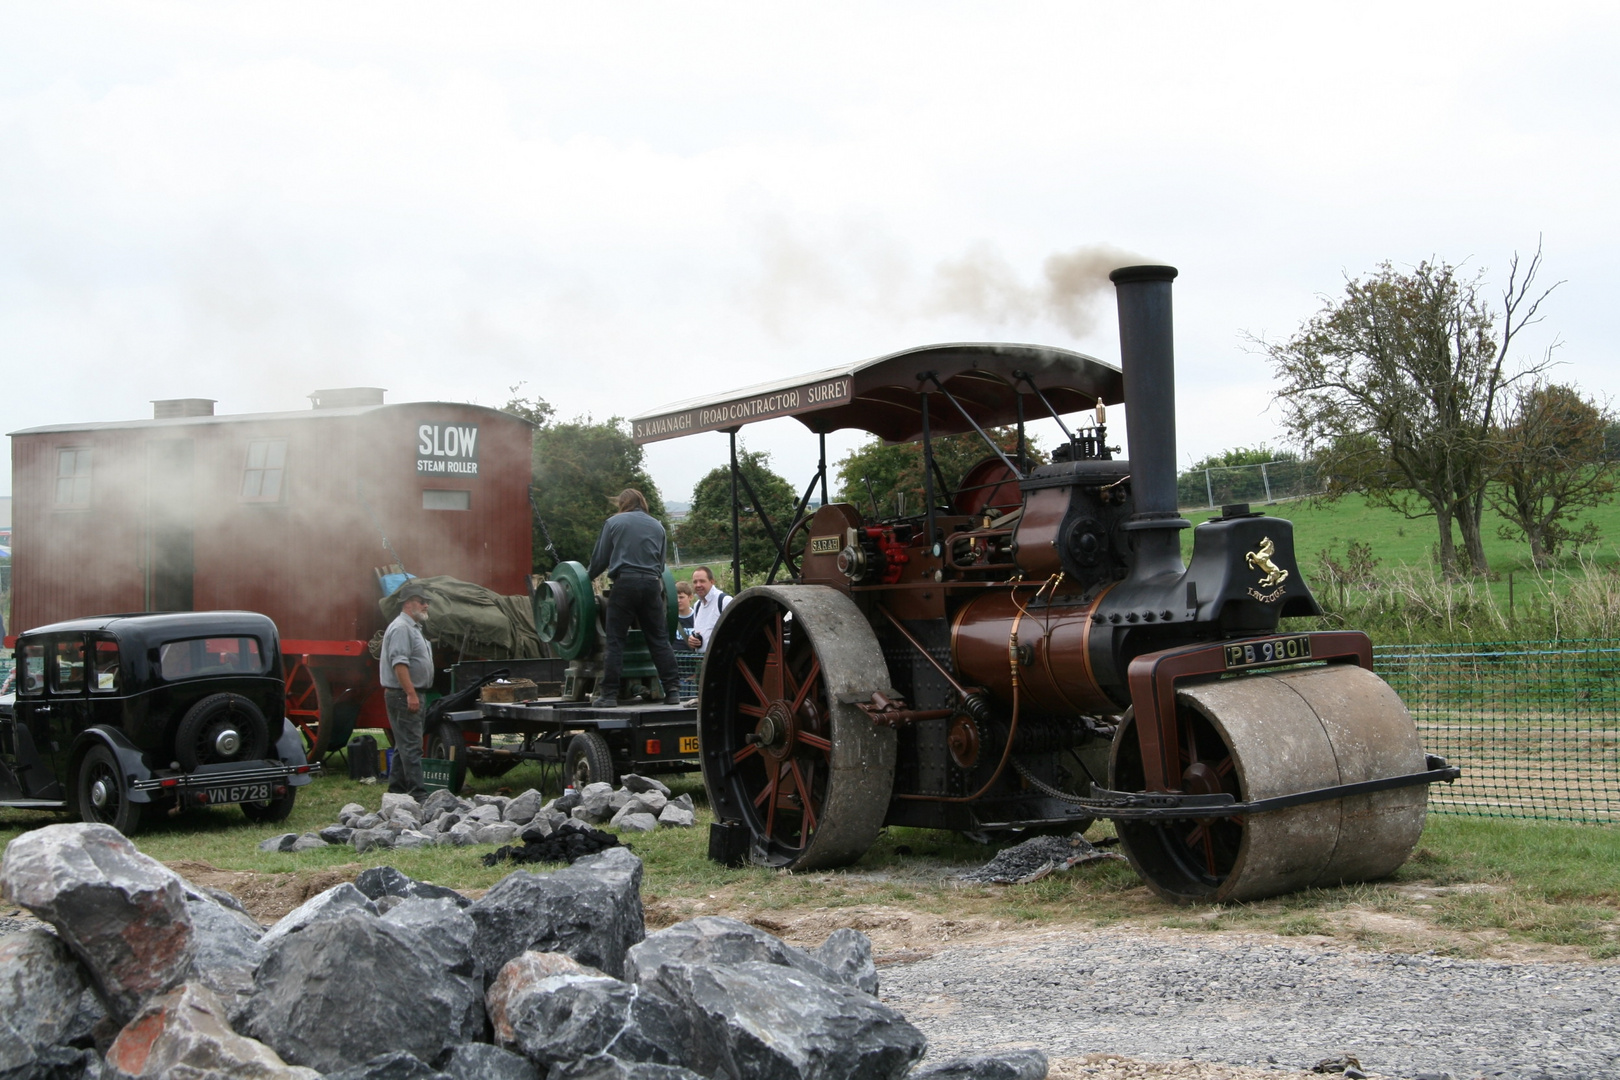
[0,822,1048,1079]
[258,774,697,856]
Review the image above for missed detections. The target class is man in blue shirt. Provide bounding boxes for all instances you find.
[587,489,681,708]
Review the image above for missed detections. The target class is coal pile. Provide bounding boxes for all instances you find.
[957,833,1124,885]
[0,821,1052,1079]
[483,823,622,867]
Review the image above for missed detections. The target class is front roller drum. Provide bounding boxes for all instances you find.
[699,585,897,870]
[1110,663,1429,904]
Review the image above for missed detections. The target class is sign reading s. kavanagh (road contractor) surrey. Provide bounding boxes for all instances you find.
[417,422,481,476]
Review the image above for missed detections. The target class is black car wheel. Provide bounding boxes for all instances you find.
[176,693,270,771]
[241,788,297,824]
[77,745,143,835]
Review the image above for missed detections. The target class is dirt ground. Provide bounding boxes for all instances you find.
[163,858,1598,968]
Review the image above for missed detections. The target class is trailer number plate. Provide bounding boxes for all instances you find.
[810,535,842,555]
[679,736,700,754]
[205,783,271,804]
[1225,635,1312,670]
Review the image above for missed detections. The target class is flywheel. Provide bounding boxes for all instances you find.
[1110,663,1429,904]
[699,585,896,870]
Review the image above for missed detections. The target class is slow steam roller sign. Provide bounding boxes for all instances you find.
[417,423,480,476]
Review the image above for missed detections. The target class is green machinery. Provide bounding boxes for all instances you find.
[532,561,680,703]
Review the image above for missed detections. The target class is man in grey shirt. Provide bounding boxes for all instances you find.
[586,488,681,708]
[380,581,435,797]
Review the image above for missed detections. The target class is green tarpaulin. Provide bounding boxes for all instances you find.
[377,575,543,660]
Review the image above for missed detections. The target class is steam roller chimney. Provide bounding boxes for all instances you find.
[1110,264,1190,581]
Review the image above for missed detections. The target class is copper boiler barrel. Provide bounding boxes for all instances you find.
[949,590,1117,715]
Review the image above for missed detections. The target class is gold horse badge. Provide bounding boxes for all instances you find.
[1245,537,1289,589]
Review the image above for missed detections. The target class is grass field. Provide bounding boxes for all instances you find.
[5,760,1617,960]
[1183,492,1620,643]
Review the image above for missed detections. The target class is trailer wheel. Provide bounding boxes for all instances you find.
[175,693,270,771]
[1109,664,1429,904]
[241,788,297,824]
[699,585,895,870]
[77,745,143,835]
[566,732,615,789]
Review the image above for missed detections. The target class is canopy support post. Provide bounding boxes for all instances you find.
[921,388,937,554]
[923,374,1024,480]
[1016,394,1027,467]
[729,429,741,595]
[818,432,828,506]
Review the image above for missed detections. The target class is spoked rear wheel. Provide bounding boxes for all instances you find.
[699,585,895,870]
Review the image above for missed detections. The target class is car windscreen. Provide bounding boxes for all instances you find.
[158,637,267,680]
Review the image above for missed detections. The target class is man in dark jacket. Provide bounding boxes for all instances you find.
[586,488,682,708]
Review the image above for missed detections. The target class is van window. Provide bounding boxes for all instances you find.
[52,639,86,694]
[158,637,265,680]
[92,638,121,692]
[19,644,45,695]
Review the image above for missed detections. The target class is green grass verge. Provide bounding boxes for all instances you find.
[4,765,1616,958]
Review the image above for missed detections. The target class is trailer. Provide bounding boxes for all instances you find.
[428,657,700,792]
[7,388,535,761]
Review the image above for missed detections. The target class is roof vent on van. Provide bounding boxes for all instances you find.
[152,399,216,419]
[308,388,386,410]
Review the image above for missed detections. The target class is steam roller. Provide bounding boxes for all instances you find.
[632,263,1457,904]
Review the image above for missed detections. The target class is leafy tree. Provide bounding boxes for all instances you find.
[675,448,797,580]
[502,391,664,572]
[1263,251,1557,577]
[1184,444,1299,471]
[1490,382,1618,567]
[834,428,1039,517]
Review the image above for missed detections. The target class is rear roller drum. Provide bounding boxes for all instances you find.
[699,585,896,870]
[1110,663,1429,904]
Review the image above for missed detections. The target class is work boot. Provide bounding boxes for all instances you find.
[590,692,619,708]
[663,686,682,706]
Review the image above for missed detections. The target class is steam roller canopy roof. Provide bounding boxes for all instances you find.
[629,342,1123,445]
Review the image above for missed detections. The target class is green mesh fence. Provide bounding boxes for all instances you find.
[1374,640,1620,823]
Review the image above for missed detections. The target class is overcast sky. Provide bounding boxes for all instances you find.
[2,1,1615,504]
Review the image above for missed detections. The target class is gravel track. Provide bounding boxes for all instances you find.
[878,928,1618,1080]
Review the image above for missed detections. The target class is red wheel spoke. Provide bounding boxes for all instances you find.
[764,614,786,701]
[1214,756,1234,778]
[790,759,817,836]
[735,657,770,709]
[756,760,779,807]
[733,743,759,764]
[1184,822,1217,876]
[764,760,780,837]
[790,655,821,715]
[738,703,766,718]
[798,731,831,753]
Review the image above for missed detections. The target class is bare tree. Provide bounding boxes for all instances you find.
[1263,247,1559,577]
[1490,382,1618,567]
